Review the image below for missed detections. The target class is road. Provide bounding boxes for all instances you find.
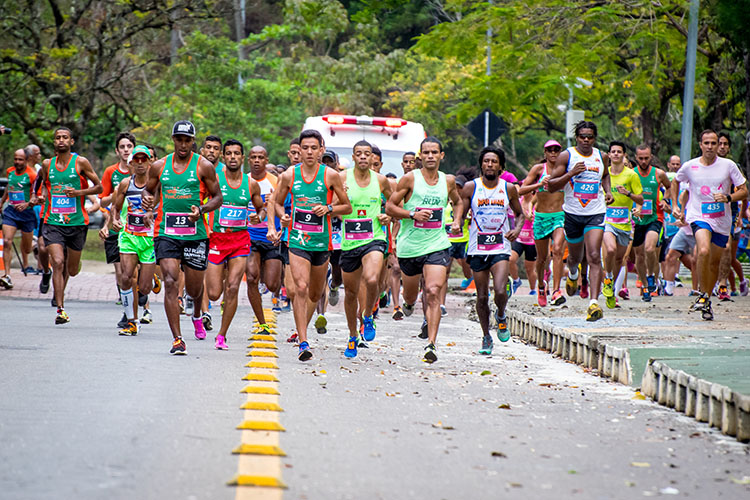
[1,292,749,500]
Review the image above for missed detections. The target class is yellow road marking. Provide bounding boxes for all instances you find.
[242,373,280,382]
[240,402,283,411]
[247,350,278,358]
[245,361,278,369]
[228,475,287,488]
[249,334,275,341]
[241,386,280,395]
[232,444,286,456]
[236,421,286,431]
[248,342,278,350]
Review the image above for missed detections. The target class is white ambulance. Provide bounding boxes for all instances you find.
[301,115,426,177]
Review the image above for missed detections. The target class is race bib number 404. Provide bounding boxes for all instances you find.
[50,194,76,214]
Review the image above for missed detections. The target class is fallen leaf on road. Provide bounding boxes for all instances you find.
[491,451,507,458]
[446,342,456,346]
[498,403,511,410]
[432,421,455,430]
[568,470,577,474]
[508,482,522,488]
[505,355,516,360]
[385,392,395,397]
[481,370,491,376]
[630,462,650,468]
[730,476,750,485]
[539,383,554,387]
[632,391,646,400]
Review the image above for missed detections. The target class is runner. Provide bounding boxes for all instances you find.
[245,145,283,334]
[672,129,747,320]
[267,129,351,361]
[142,120,223,354]
[509,193,537,295]
[201,135,225,171]
[39,127,103,323]
[99,132,136,327]
[0,149,37,289]
[386,136,463,363]
[459,146,524,354]
[402,152,417,174]
[206,139,264,349]
[632,144,672,302]
[547,121,613,321]
[340,140,393,358]
[110,145,157,336]
[520,139,566,306]
[601,141,643,309]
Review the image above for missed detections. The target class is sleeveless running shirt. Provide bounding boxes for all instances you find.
[397,169,451,258]
[341,168,386,251]
[154,152,207,240]
[468,179,512,256]
[247,173,279,243]
[288,164,332,251]
[44,154,89,226]
[563,146,606,216]
[211,167,252,233]
[7,167,36,207]
[122,177,152,237]
[635,166,659,225]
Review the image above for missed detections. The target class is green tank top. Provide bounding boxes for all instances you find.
[636,166,659,225]
[289,164,332,251]
[212,167,252,233]
[341,169,386,251]
[7,168,34,206]
[155,152,207,240]
[397,169,451,258]
[45,154,87,226]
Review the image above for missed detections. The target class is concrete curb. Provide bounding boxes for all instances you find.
[506,309,749,443]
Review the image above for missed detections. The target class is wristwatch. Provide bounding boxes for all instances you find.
[409,210,416,219]
[327,204,333,214]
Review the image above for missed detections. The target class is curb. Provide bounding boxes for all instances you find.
[506,309,749,443]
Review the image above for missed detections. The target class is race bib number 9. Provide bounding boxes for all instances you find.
[50,194,75,214]
[414,207,443,229]
[8,190,24,205]
[477,231,503,252]
[165,212,197,236]
[293,208,324,233]
[219,205,248,228]
[701,202,725,219]
[344,218,374,240]
[573,180,599,200]
[606,206,629,225]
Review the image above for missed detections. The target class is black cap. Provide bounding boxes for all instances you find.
[172,120,196,137]
[322,151,338,162]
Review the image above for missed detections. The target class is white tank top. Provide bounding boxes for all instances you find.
[562,146,606,216]
[468,179,512,256]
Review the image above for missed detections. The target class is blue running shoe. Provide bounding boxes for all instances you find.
[298,341,313,361]
[344,337,358,358]
[646,275,656,294]
[512,278,522,294]
[459,277,474,289]
[362,315,376,341]
[495,309,510,342]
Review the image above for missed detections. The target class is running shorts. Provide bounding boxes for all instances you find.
[2,205,37,233]
[398,249,450,277]
[511,241,537,261]
[42,224,87,252]
[340,240,387,273]
[467,253,509,272]
[605,224,631,248]
[104,233,121,264]
[208,230,250,265]
[533,211,565,240]
[119,231,155,264]
[154,236,209,271]
[564,213,604,244]
[289,247,330,267]
[633,220,662,247]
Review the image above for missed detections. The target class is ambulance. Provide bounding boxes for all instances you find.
[301,115,426,177]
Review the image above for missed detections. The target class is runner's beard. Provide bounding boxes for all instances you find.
[484,172,498,181]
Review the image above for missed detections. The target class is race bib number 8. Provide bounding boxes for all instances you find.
[344,218,374,240]
[50,194,75,214]
[165,212,197,236]
[293,208,324,233]
[606,206,629,224]
[477,231,503,252]
[219,205,248,228]
[701,202,725,219]
[414,207,443,229]
[127,213,147,233]
[8,190,24,205]
[573,180,599,200]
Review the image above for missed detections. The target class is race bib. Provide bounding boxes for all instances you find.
[293,208,324,233]
[414,207,443,229]
[8,190,24,205]
[218,205,248,228]
[640,198,653,216]
[445,224,464,238]
[606,206,629,225]
[50,194,75,214]
[701,201,725,219]
[165,212,197,236]
[573,180,599,200]
[344,218,374,240]
[477,231,504,252]
[126,213,147,233]
[247,206,266,229]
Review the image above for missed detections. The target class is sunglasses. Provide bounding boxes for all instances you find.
[545,147,562,153]
[577,134,595,139]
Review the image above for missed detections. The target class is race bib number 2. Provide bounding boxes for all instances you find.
[344,218,374,240]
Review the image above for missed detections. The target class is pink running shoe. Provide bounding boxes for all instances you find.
[215,334,228,350]
[193,317,207,340]
[618,287,630,300]
[580,282,589,299]
[543,268,551,284]
[538,281,548,307]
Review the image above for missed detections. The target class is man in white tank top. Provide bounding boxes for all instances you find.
[548,121,614,322]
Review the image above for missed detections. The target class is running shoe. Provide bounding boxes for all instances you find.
[602,278,614,297]
[495,309,510,342]
[418,318,428,339]
[701,299,714,321]
[202,312,213,331]
[529,290,537,296]
[117,312,129,329]
[379,292,389,308]
[298,341,313,361]
[459,277,474,290]
[39,270,51,294]
[479,334,493,355]
[152,273,162,294]
[675,276,683,287]
[506,278,513,298]
[392,306,404,320]
[271,296,282,313]
[641,287,652,302]
[741,279,749,296]
[193,317,207,340]
[512,278,522,294]
[55,308,70,325]
[580,281,589,299]
[537,282,548,307]
[362,315,376,341]
[646,275,656,294]
[328,279,340,306]
[618,287,630,300]
[635,279,642,289]
[119,320,139,336]
[543,268,551,284]
[586,302,603,322]
[178,296,186,315]
[51,297,57,308]
[690,294,707,312]
[0,275,13,289]
[403,302,415,317]
[423,343,438,363]
[689,289,700,297]
[314,314,327,334]
[440,305,448,317]
[254,323,274,335]
[258,282,268,294]
[731,290,739,297]
[718,285,731,302]
[281,297,291,312]
[344,336,358,358]
[184,295,194,316]
[287,330,299,343]
[24,266,38,275]
[215,334,228,350]
[170,337,187,355]
[565,276,579,296]
[550,289,566,306]
[140,309,153,324]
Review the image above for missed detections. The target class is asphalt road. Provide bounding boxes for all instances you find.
[1,294,749,500]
